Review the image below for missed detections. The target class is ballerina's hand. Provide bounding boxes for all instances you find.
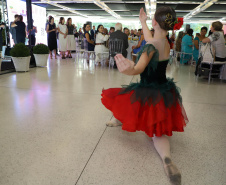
[139,8,148,23]
[115,54,134,74]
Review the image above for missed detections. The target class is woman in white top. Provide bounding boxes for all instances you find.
[202,21,226,61]
[94,25,109,65]
[57,17,68,59]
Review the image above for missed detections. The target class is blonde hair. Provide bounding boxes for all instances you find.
[212,21,223,31]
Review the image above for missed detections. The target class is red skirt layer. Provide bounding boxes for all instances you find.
[101,88,188,137]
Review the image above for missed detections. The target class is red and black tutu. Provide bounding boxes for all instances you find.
[101,78,188,137]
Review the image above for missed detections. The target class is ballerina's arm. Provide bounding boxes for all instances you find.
[115,51,154,76]
[139,8,153,42]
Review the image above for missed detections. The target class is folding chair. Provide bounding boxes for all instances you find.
[197,43,226,83]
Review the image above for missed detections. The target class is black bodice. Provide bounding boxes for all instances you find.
[140,60,168,84]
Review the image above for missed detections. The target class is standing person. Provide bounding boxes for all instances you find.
[46,16,57,59]
[27,20,37,46]
[83,23,95,62]
[10,15,26,44]
[94,24,109,65]
[103,28,108,35]
[175,31,183,52]
[10,14,19,45]
[109,27,115,35]
[224,34,226,45]
[57,17,68,59]
[79,28,83,38]
[66,18,76,58]
[101,7,187,185]
[180,29,193,64]
[91,25,96,40]
[193,27,207,64]
[0,23,5,57]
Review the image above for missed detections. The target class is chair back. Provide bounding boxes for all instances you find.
[109,38,123,57]
[200,43,214,64]
[83,38,88,51]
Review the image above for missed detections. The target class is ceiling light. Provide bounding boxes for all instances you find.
[93,0,120,19]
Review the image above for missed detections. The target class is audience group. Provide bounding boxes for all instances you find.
[45,15,150,65]
[174,21,226,64]
[8,14,226,66]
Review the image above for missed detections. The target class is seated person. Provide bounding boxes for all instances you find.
[124,27,130,37]
[109,23,128,58]
[130,29,136,37]
[132,29,146,54]
[202,21,226,62]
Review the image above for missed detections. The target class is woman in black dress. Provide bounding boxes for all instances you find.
[83,24,95,62]
[83,24,95,51]
[46,16,57,59]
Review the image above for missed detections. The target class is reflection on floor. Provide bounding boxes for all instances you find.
[0,56,225,185]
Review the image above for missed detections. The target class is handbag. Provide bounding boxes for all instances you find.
[195,43,213,76]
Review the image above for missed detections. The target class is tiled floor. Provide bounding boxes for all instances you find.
[0,57,226,185]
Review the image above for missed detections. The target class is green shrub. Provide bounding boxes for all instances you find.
[10,43,30,57]
[33,44,49,54]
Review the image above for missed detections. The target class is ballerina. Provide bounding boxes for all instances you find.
[101,6,188,185]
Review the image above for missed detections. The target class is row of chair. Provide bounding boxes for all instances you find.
[74,38,124,69]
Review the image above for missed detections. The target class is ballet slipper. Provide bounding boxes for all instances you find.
[106,119,122,127]
[163,157,181,185]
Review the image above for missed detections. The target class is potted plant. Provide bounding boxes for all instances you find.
[33,44,49,67]
[10,43,31,72]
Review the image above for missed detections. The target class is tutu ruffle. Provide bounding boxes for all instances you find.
[101,87,188,137]
[101,44,188,137]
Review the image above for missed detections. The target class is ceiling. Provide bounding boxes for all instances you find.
[27,0,226,22]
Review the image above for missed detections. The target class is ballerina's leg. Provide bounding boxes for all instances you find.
[153,135,182,185]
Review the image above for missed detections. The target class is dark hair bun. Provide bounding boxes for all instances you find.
[154,6,176,31]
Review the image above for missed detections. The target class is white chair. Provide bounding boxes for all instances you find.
[97,52,109,66]
[197,43,226,83]
[84,38,95,62]
[75,38,85,60]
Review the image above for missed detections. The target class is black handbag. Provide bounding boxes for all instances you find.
[197,66,210,76]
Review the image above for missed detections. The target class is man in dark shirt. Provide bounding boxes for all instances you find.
[0,23,5,55]
[91,25,96,40]
[10,14,19,44]
[109,23,128,58]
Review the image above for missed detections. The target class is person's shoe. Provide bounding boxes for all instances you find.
[163,157,181,185]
